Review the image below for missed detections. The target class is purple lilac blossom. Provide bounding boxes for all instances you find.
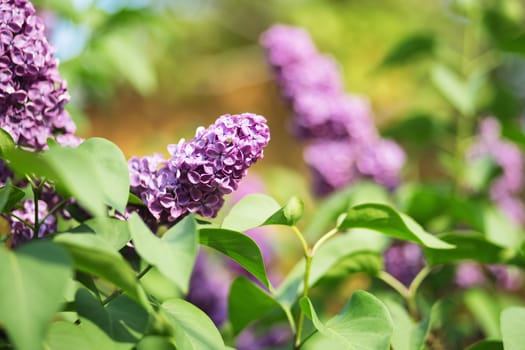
[383,241,425,286]
[261,24,405,195]
[236,324,292,350]
[128,113,270,226]
[454,262,486,288]
[487,265,523,291]
[9,198,56,246]
[0,0,81,151]
[468,117,524,224]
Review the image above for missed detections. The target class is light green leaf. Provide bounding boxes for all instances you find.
[228,277,286,335]
[484,207,524,248]
[161,298,225,350]
[44,321,93,350]
[339,203,454,249]
[222,194,281,232]
[262,196,304,226]
[501,306,525,350]
[82,217,131,250]
[53,233,148,307]
[199,227,271,289]
[0,241,72,350]
[300,291,393,350]
[136,336,176,350]
[0,128,15,156]
[78,138,130,214]
[129,213,198,294]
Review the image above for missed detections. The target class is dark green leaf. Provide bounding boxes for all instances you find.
[300,291,393,350]
[53,233,149,308]
[380,33,435,67]
[199,227,271,289]
[0,180,25,214]
[222,194,281,232]
[424,232,508,265]
[77,138,130,214]
[75,289,148,344]
[0,241,72,350]
[161,298,225,350]
[466,340,504,350]
[228,277,285,335]
[501,306,525,350]
[129,213,198,294]
[339,203,454,249]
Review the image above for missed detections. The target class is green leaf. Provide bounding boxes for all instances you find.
[277,231,386,307]
[4,145,107,216]
[136,336,176,350]
[262,196,304,226]
[424,232,508,265]
[300,291,393,350]
[484,207,524,248]
[75,289,149,344]
[0,241,72,350]
[501,306,525,350]
[161,298,225,350]
[199,227,271,289]
[431,64,472,115]
[53,233,148,307]
[0,180,25,213]
[45,318,134,350]
[222,194,281,232]
[0,128,15,157]
[466,340,504,350]
[228,277,285,335]
[82,217,131,250]
[77,138,130,214]
[339,203,454,249]
[464,289,503,339]
[129,213,198,294]
[380,33,435,67]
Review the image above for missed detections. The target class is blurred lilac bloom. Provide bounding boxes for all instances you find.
[236,324,292,350]
[455,262,523,291]
[129,113,270,226]
[383,241,425,286]
[9,199,56,246]
[0,0,80,150]
[468,117,524,224]
[261,24,405,195]
[454,262,486,288]
[186,251,233,327]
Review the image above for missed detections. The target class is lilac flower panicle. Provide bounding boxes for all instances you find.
[455,262,523,291]
[0,0,78,150]
[454,262,486,288]
[129,113,270,225]
[468,117,524,224]
[9,198,56,246]
[261,24,406,195]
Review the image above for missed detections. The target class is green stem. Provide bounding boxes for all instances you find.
[311,227,339,256]
[377,271,410,299]
[32,184,40,240]
[294,252,312,349]
[39,198,69,226]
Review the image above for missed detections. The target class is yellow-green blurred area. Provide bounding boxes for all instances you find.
[31,0,525,182]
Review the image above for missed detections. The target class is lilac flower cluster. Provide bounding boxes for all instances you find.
[455,262,523,291]
[0,0,80,151]
[261,24,405,195]
[383,241,425,286]
[467,117,525,224]
[0,0,81,246]
[129,113,270,225]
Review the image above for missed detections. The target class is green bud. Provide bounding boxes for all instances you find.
[283,196,304,225]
